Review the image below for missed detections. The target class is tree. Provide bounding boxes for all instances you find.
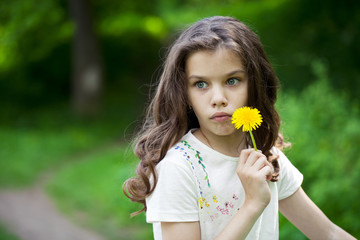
[69,0,103,116]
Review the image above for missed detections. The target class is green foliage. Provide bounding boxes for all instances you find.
[47,145,153,240]
[0,0,71,70]
[0,0,73,107]
[254,0,360,99]
[277,60,360,238]
[0,101,138,187]
[1,0,359,109]
[0,0,165,109]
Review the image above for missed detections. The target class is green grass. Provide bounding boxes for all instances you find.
[0,126,108,187]
[47,144,153,240]
[0,224,18,240]
[0,99,139,188]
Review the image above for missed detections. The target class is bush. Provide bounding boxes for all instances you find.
[277,61,360,238]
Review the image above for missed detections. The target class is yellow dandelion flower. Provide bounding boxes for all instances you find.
[232,106,263,132]
[232,106,263,151]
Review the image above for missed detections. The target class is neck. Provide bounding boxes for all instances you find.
[194,128,247,157]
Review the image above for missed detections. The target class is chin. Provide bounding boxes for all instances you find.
[213,126,237,136]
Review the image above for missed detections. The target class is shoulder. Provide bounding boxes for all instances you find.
[154,136,200,182]
[146,135,200,223]
[159,140,195,168]
[158,131,199,167]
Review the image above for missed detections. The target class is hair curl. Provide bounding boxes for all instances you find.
[123,16,288,216]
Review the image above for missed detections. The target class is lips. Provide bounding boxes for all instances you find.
[211,112,232,122]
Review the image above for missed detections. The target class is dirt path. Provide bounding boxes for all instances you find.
[0,185,105,240]
[0,147,114,240]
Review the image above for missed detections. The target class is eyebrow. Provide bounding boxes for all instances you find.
[188,69,246,80]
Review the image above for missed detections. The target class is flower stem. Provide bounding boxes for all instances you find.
[249,129,257,151]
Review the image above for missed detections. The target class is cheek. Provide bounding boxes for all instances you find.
[240,87,248,104]
[232,91,248,106]
[187,89,202,108]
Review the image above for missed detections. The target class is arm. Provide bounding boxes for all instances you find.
[279,187,356,240]
[161,222,200,240]
[161,149,274,240]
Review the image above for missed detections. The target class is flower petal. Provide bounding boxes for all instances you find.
[231,106,263,132]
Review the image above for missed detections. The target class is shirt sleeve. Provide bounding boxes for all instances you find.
[146,152,199,223]
[275,148,303,200]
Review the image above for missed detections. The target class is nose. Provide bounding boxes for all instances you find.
[211,86,228,108]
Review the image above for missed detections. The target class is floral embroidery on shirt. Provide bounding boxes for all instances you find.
[174,139,242,222]
[195,151,211,188]
[224,201,234,208]
[198,197,210,209]
[180,140,211,187]
[174,145,204,198]
[216,206,229,215]
[182,140,195,151]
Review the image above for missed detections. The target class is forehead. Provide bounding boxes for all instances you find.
[185,48,245,77]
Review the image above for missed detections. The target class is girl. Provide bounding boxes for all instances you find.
[123,16,355,240]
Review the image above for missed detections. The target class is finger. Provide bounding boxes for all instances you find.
[252,156,271,171]
[238,148,254,168]
[258,165,273,180]
[262,159,275,176]
[244,151,263,168]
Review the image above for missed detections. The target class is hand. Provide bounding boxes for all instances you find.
[237,149,273,209]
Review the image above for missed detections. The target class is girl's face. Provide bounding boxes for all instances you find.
[186,48,248,139]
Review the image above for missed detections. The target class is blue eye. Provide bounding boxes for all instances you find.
[227,78,239,86]
[195,81,208,89]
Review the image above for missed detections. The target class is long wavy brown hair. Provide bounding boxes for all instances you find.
[123,16,287,216]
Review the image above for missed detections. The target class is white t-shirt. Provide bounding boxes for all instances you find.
[146,130,303,240]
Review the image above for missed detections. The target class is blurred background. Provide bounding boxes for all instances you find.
[0,0,359,239]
